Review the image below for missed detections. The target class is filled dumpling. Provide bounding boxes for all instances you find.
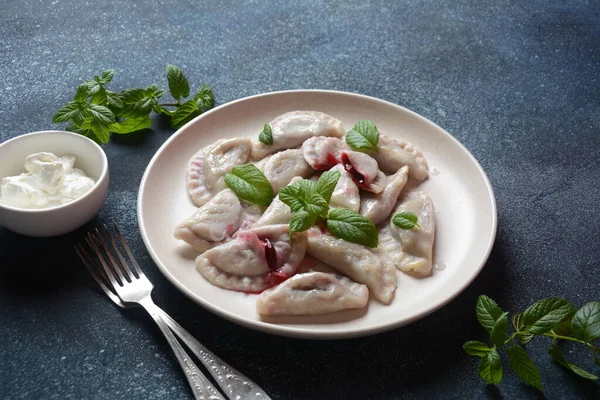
[256,149,313,192]
[252,111,345,159]
[369,135,429,181]
[339,150,386,194]
[328,164,360,212]
[253,177,302,227]
[256,271,369,316]
[306,228,397,303]
[195,224,307,293]
[360,166,409,225]
[187,137,252,207]
[389,191,436,276]
[174,189,243,252]
[301,136,345,170]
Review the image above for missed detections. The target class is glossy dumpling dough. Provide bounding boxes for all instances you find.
[256,271,369,316]
[256,149,313,192]
[252,111,345,159]
[306,228,397,303]
[301,136,344,170]
[195,224,307,293]
[370,135,429,181]
[339,150,386,194]
[254,177,302,227]
[360,166,409,225]
[174,189,243,252]
[389,191,436,276]
[328,164,360,212]
[187,137,252,207]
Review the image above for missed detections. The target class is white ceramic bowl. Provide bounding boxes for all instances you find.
[0,130,109,237]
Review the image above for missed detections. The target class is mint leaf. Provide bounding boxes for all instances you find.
[259,123,273,145]
[523,298,574,334]
[551,319,573,337]
[89,103,116,125]
[316,170,340,203]
[118,86,162,118]
[166,64,190,100]
[100,69,114,84]
[476,296,505,333]
[279,185,306,213]
[194,85,215,110]
[90,120,110,143]
[490,312,509,348]
[224,163,275,206]
[106,90,124,109]
[110,116,152,134]
[392,212,420,230]
[83,79,102,95]
[327,208,378,248]
[345,120,379,151]
[289,210,318,234]
[91,87,107,105]
[507,346,543,390]
[53,102,83,123]
[171,99,199,128]
[572,302,600,343]
[463,341,491,357]
[512,312,534,345]
[478,348,503,384]
[74,84,90,102]
[549,344,598,380]
[304,192,328,219]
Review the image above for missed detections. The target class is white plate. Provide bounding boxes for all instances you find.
[138,90,497,339]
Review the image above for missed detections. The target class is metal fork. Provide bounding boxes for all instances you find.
[76,224,270,400]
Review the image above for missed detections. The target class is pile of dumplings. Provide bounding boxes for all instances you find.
[174,111,435,317]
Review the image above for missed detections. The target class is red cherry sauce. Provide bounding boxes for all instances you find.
[260,238,278,271]
[340,152,366,187]
[314,153,339,170]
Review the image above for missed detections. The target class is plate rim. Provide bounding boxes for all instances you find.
[137,89,498,339]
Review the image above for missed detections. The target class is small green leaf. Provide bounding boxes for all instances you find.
[278,185,306,213]
[88,103,116,124]
[171,99,199,128]
[345,120,379,151]
[476,296,505,333]
[166,64,190,100]
[74,84,90,102]
[551,319,573,337]
[304,192,329,219]
[572,302,600,343]
[490,312,509,348]
[507,346,543,390]
[224,163,275,206]
[100,69,114,84]
[145,83,165,99]
[53,102,82,123]
[91,87,107,105]
[110,116,152,134]
[512,312,534,345]
[194,84,215,110]
[83,79,102,95]
[549,344,598,380]
[289,210,318,234]
[327,208,378,248]
[463,341,491,357]
[478,348,503,385]
[316,170,340,203]
[392,212,420,230]
[106,91,124,109]
[90,120,110,143]
[523,298,574,334]
[259,123,273,145]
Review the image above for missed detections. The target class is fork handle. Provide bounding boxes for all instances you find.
[156,308,271,400]
[140,300,226,400]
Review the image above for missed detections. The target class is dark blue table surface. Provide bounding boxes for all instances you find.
[1,1,599,399]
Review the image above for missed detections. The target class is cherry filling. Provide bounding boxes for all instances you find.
[260,238,278,271]
[314,153,339,170]
[340,152,366,186]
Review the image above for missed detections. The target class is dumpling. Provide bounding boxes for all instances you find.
[174,189,243,252]
[328,164,360,212]
[339,150,386,194]
[301,136,344,170]
[306,228,397,303]
[360,166,409,225]
[252,111,345,159]
[374,226,404,269]
[187,137,252,207]
[195,224,307,293]
[369,135,429,181]
[256,271,369,316]
[253,177,302,227]
[256,149,313,192]
[388,191,436,276]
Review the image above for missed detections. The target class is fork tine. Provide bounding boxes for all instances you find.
[104,224,140,280]
[75,243,125,308]
[112,222,144,278]
[86,233,122,288]
[93,228,133,283]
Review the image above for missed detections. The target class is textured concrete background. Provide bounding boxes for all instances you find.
[1,0,599,398]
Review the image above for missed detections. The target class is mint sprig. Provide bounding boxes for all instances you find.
[224,163,275,207]
[392,211,420,230]
[326,208,378,248]
[345,119,380,151]
[465,296,600,390]
[52,65,215,143]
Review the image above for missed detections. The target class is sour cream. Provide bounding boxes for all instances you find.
[0,152,96,209]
